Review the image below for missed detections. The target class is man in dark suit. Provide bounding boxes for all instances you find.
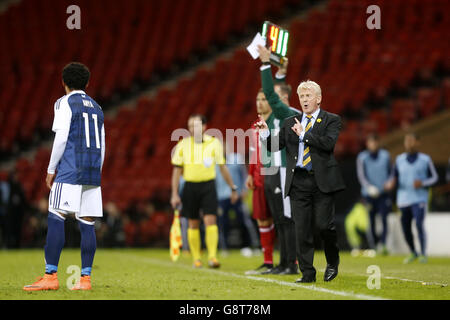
[255,80,345,283]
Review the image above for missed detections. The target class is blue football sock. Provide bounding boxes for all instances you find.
[79,220,97,276]
[44,212,65,274]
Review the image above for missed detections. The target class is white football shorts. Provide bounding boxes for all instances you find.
[49,182,103,219]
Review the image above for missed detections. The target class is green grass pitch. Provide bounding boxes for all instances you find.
[0,248,449,300]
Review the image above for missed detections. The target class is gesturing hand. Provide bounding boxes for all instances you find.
[291,118,303,136]
[254,114,269,131]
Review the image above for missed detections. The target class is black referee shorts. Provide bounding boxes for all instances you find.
[181,180,218,219]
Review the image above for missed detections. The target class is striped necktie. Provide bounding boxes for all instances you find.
[302,115,313,171]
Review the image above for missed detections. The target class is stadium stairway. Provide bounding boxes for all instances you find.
[381,108,450,166]
[335,71,450,159]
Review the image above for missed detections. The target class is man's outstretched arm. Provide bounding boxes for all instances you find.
[258,45,296,119]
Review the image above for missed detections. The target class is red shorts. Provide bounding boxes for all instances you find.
[252,186,271,220]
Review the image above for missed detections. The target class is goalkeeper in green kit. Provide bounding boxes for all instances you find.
[250,45,300,275]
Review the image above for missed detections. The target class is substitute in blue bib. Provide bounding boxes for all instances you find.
[356,134,392,255]
[385,133,438,264]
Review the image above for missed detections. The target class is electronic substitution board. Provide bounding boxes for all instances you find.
[261,21,289,66]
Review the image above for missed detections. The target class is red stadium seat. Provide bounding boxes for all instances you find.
[391,99,417,127]
[4,0,449,210]
[443,78,450,109]
[417,87,443,117]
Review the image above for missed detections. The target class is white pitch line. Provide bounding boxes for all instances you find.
[318,268,448,287]
[122,254,390,300]
[381,276,447,287]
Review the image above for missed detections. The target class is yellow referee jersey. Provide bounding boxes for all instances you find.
[171,134,225,182]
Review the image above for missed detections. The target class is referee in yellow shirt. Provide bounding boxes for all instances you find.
[171,114,238,268]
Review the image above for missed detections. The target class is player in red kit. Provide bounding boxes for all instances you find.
[245,90,276,274]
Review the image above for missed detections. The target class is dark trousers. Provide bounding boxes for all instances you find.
[289,168,339,278]
[275,221,297,267]
[218,198,256,250]
[400,203,426,256]
[365,194,391,246]
[264,169,297,267]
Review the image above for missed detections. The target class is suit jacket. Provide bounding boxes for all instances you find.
[263,109,346,196]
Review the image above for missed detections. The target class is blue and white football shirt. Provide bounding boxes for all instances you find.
[51,90,105,186]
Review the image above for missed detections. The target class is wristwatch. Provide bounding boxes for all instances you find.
[231,185,238,192]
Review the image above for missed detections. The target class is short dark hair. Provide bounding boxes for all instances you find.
[189,113,207,125]
[366,133,379,141]
[275,83,292,98]
[62,62,90,90]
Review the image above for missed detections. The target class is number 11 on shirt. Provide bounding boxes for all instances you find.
[82,112,100,149]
